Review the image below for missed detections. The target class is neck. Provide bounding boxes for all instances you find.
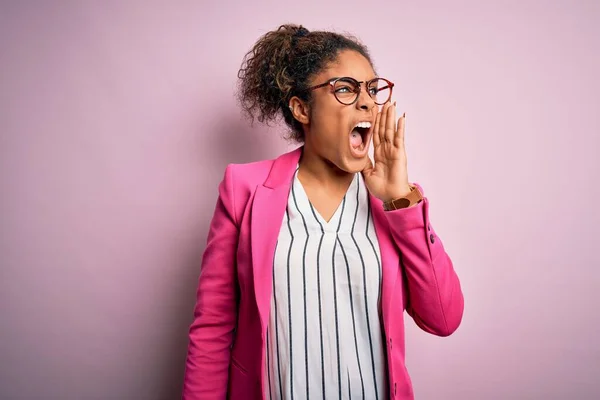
[297,145,354,192]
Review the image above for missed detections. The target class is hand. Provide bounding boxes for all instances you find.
[362,101,412,202]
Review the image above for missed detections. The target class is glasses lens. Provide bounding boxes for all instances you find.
[369,79,392,104]
[333,78,360,105]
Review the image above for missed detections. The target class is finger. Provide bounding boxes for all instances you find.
[379,102,391,143]
[394,112,406,147]
[385,101,396,143]
[372,111,381,148]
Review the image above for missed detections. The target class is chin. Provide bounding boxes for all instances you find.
[338,154,369,174]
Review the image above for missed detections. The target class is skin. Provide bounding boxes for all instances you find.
[288,50,412,222]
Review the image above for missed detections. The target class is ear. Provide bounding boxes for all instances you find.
[288,96,310,125]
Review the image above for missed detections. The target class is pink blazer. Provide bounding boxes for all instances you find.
[183,147,464,400]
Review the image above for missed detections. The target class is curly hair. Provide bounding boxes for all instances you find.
[237,24,372,142]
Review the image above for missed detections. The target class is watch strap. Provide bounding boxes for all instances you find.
[383,186,423,211]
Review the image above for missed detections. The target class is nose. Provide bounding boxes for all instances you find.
[355,84,375,111]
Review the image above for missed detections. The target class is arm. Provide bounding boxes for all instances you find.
[385,187,464,337]
[183,165,239,399]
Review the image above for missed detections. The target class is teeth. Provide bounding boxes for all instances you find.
[354,122,372,129]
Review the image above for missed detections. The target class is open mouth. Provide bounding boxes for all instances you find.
[349,121,372,156]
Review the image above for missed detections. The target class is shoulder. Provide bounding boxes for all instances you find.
[217,156,277,207]
[223,157,276,190]
[217,147,302,219]
[215,156,278,224]
[222,146,302,191]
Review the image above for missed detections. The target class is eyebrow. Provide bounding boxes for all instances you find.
[329,76,379,82]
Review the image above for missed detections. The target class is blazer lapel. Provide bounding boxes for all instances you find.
[369,193,400,333]
[250,146,303,335]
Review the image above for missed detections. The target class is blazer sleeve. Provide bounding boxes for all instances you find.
[385,184,464,337]
[183,165,239,399]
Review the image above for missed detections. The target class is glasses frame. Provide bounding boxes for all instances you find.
[305,76,395,105]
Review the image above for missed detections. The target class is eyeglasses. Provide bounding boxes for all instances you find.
[306,77,394,106]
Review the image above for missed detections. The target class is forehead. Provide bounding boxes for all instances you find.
[313,50,376,83]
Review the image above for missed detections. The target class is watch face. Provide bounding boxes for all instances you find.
[385,197,411,210]
[395,198,411,209]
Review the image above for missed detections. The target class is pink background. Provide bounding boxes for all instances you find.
[1,1,599,399]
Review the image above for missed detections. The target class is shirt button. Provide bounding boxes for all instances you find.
[428,223,431,231]
[430,233,435,244]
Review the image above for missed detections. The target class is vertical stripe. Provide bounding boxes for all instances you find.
[351,174,379,399]
[332,196,346,400]
[348,373,352,400]
[291,183,311,399]
[308,202,327,399]
[267,330,273,400]
[365,198,382,309]
[337,237,365,398]
[285,208,295,400]
[331,238,341,400]
[273,241,283,400]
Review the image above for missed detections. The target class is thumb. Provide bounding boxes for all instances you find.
[361,157,374,177]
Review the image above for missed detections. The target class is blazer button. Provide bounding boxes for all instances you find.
[430,233,435,244]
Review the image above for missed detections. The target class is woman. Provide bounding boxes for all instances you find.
[183,24,464,400]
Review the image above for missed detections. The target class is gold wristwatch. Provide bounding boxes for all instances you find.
[383,185,423,211]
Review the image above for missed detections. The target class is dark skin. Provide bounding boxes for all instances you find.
[289,50,412,222]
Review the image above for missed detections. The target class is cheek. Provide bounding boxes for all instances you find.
[372,106,380,119]
[311,107,347,140]
[320,115,348,144]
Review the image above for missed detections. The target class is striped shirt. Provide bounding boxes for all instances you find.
[265,169,386,400]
